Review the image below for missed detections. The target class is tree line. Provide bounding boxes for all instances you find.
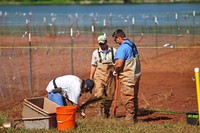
[0,0,199,5]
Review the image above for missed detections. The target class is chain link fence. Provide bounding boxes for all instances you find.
[0,11,200,108]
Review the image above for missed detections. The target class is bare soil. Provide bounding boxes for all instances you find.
[1,35,200,125]
[79,47,200,124]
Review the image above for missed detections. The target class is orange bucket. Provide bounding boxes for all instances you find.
[56,106,76,131]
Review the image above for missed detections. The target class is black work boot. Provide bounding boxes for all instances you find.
[133,115,138,124]
[133,108,138,124]
[104,108,110,118]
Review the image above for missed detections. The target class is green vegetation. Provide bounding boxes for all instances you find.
[0,104,200,133]
[0,0,199,5]
[0,115,200,133]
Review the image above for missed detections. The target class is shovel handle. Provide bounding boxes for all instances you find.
[113,76,119,117]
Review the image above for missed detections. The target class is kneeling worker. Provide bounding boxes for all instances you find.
[46,75,94,106]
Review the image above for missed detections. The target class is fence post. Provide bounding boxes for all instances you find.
[70,27,74,74]
[92,15,96,48]
[43,17,47,36]
[132,17,135,42]
[4,12,7,34]
[0,12,1,55]
[175,13,179,47]
[192,11,196,45]
[109,14,112,32]
[154,16,158,55]
[0,11,2,36]
[28,32,32,95]
[51,13,55,37]
[26,18,33,95]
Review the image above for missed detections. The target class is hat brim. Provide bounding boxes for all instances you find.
[98,41,106,44]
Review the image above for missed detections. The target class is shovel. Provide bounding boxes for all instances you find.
[113,76,119,117]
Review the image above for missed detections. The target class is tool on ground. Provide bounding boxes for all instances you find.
[80,97,103,110]
[113,76,119,117]
[79,96,113,117]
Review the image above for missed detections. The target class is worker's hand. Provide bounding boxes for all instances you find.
[113,71,117,76]
[76,106,86,118]
[80,109,86,118]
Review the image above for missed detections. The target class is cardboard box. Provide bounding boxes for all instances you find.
[22,117,56,129]
[22,97,60,129]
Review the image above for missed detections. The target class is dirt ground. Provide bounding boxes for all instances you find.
[78,47,200,124]
[1,35,200,125]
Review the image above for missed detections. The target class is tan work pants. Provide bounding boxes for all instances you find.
[94,63,116,111]
[120,76,140,121]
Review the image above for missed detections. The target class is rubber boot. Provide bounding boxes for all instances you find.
[104,108,110,118]
[133,114,138,124]
[125,113,133,121]
[133,110,138,124]
[103,100,111,118]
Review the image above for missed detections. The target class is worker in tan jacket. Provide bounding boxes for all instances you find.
[81,34,116,118]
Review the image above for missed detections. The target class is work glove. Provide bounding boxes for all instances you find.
[113,71,117,76]
[80,109,86,118]
[76,106,86,118]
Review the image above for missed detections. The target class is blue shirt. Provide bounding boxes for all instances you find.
[115,39,138,60]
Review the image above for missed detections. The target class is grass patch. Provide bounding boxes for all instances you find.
[150,108,184,115]
[0,104,199,133]
[0,117,200,133]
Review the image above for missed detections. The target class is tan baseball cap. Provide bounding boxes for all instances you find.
[98,35,107,44]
